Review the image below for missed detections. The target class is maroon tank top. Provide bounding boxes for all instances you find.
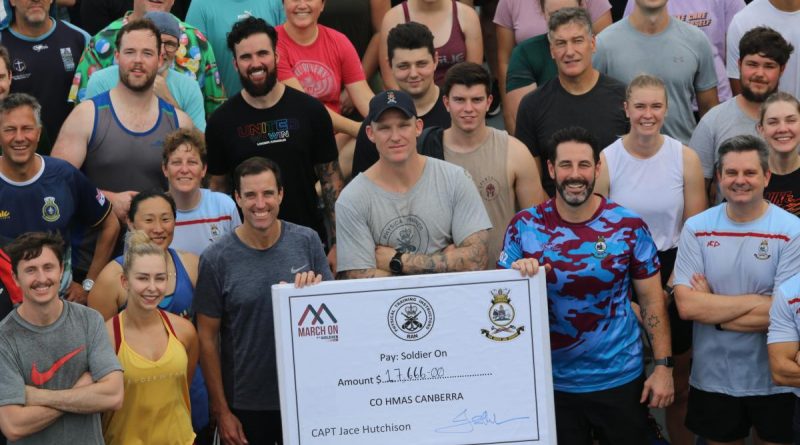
[401,0,466,85]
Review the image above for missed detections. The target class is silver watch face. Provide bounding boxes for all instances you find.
[82,279,94,292]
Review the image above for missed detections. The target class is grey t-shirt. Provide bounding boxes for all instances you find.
[336,157,493,272]
[688,97,759,179]
[0,301,122,445]
[193,221,332,411]
[594,17,718,145]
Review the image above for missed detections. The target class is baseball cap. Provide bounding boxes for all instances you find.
[367,89,417,123]
[144,11,181,40]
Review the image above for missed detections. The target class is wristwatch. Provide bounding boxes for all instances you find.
[654,356,674,368]
[389,250,404,275]
[82,278,95,292]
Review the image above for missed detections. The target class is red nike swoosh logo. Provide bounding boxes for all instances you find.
[30,345,86,386]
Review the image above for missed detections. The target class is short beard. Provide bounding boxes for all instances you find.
[741,82,777,103]
[120,68,157,93]
[240,67,278,97]
[555,178,596,207]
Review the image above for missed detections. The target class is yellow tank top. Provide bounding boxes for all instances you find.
[102,311,195,445]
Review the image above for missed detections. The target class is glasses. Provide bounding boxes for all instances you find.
[163,41,179,52]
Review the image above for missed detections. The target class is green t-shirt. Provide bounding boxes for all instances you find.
[506,34,557,92]
[69,12,226,116]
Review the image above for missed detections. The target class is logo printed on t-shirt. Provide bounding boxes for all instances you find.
[754,239,771,260]
[765,191,800,216]
[675,11,712,28]
[291,264,308,274]
[60,47,75,71]
[95,189,106,206]
[42,197,60,222]
[30,345,86,385]
[237,119,299,146]
[293,60,335,99]
[478,176,500,201]
[11,59,30,81]
[593,236,608,259]
[379,216,430,254]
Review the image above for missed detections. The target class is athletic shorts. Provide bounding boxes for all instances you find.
[229,409,283,445]
[686,386,794,443]
[793,396,800,445]
[554,374,649,445]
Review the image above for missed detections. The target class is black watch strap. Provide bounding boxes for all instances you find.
[389,250,404,275]
[654,356,674,368]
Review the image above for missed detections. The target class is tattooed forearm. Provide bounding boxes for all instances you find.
[403,230,489,274]
[635,278,672,359]
[639,305,654,342]
[340,268,392,280]
[315,161,345,244]
[646,314,661,329]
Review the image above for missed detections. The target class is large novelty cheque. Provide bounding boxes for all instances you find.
[273,269,556,445]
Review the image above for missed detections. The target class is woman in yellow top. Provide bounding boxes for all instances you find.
[102,231,198,445]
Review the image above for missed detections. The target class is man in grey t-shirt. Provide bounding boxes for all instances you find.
[594,0,719,145]
[0,232,122,444]
[337,89,492,278]
[689,26,793,201]
[195,157,331,445]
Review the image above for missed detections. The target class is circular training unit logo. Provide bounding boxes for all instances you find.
[378,215,430,254]
[388,295,434,341]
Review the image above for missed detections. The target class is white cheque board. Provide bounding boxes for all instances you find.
[273,269,555,445]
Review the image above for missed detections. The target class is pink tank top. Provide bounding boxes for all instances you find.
[402,0,466,85]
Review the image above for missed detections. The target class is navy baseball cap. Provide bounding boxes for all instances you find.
[144,11,181,39]
[367,89,417,123]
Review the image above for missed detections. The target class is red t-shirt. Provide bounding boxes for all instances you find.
[276,24,366,113]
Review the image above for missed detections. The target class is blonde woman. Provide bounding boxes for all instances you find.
[596,74,706,445]
[102,230,197,444]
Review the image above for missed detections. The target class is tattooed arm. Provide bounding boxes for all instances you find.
[635,274,671,357]
[339,268,393,280]
[315,160,346,273]
[314,160,346,245]
[340,230,488,279]
[634,274,674,409]
[373,230,490,275]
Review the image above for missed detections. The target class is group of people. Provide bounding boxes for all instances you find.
[0,0,799,444]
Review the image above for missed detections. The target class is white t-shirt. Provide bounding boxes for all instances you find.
[172,188,241,256]
[604,136,685,251]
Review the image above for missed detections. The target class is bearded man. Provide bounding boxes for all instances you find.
[50,18,193,280]
[52,18,194,224]
[498,126,674,444]
[689,26,794,202]
[205,16,343,263]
